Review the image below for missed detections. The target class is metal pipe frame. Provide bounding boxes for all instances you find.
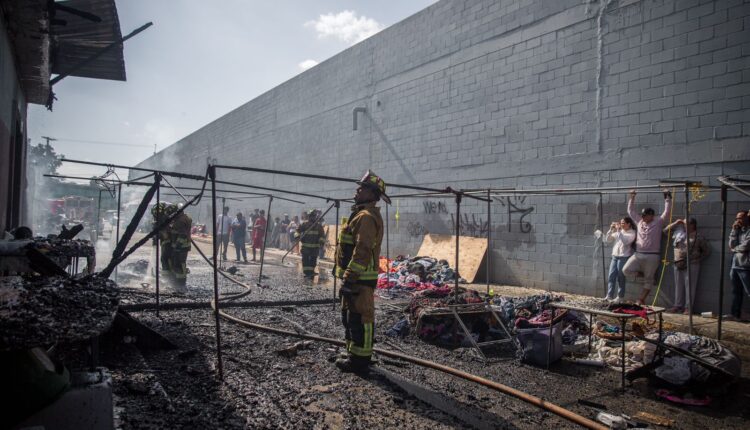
[209,166,224,379]
[599,193,607,296]
[155,174,161,318]
[43,174,306,204]
[692,186,696,334]
[257,196,273,287]
[718,185,727,340]
[212,164,492,202]
[60,158,206,181]
[115,183,122,282]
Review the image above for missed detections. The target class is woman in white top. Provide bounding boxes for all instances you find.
[604,217,637,302]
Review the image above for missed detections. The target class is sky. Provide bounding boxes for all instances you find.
[29,0,437,180]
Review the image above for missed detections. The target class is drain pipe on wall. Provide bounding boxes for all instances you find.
[352,107,366,131]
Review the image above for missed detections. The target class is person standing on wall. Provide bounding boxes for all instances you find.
[251,209,267,262]
[170,204,192,294]
[297,209,326,278]
[603,217,636,303]
[729,210,750,320]
[231,212,248,263]
[622,190,672,305]
[215,206,231,261]
[335,170,389,374]
[664,218,711,314]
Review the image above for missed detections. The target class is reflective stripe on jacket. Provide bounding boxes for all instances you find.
[335,202,383,282]
[297,221,325,249]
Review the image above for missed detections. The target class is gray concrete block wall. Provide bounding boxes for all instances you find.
[139,0,750,314]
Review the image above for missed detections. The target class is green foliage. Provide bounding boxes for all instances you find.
[28,143,63,175]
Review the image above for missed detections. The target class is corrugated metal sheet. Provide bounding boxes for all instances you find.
[51,0,125,81]
[0,0,51,105]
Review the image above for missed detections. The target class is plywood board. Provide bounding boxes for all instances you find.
[323,226,337,260]
[416,234,487,283]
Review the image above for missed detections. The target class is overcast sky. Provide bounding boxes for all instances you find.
[29,0,437,180]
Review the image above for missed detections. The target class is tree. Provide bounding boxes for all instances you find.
[28,143,63,176]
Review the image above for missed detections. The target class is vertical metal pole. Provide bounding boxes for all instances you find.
[209,166,223,379]
[155,174,161,318]
[685,186,693,334]
[220,197,226,268]
[620,317,626,390]
[454,193,462,298]
[718,185,727,340]
[599,193,607,295]
[115,183,122,282]
[487,189,491,296]
[257,196,272,286]
[385,203,390,260]
[96,190,102,243]
[333,201,340,309]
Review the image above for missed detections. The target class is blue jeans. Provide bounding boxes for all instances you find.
[607,256,630,299]
[730,267,750,318]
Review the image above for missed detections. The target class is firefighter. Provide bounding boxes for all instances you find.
[151,202,176,275]
[297,209,326,278]
[335,170,389,374]
[170,204,193,293]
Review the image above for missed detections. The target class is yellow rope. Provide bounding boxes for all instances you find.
[688,183,706,212]
[651,188,676,307]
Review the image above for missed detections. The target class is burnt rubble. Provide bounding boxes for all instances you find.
[0,275,119,350]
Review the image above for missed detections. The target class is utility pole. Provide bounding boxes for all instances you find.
[41,136,57,146]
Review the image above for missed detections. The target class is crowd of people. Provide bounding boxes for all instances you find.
[213,206,329,266]
[603,190,750,320]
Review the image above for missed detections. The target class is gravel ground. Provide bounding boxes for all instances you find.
[99,239,750,429]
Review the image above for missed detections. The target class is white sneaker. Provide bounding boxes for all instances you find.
[612,297,622,304]
[602,296,612,301]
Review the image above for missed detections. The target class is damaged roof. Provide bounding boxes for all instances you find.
[1,0,51,105]
[51,0,126,82]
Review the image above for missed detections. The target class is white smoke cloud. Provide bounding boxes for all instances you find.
[298,59,319,71]
[305,10,384,45]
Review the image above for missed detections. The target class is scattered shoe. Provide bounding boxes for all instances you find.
[666,307,682,313]
[683,309,691,315]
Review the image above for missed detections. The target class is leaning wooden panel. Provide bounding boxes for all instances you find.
[322,226,337,260]
[416,234,487,283]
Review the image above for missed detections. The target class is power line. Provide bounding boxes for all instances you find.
[51,137,154,148]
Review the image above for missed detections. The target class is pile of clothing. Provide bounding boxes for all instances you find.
[490,294,565,328]
[591,330,741,386]
[376,256,464,299]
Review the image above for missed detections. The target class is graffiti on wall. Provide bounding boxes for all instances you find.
[450,213,489,238]
[497,196,535,233]
[406,221,427,238]
[423,201,448,214]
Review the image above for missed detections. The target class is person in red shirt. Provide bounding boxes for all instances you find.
[251,209,267,261]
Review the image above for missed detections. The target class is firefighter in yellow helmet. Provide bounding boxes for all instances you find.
[169,204,192,294]
[296,209,326,278]
[335,170,389,374]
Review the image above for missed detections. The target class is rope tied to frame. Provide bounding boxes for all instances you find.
[651,188,676,307]
[688,183,707,212]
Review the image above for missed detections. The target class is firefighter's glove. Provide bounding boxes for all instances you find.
[339,281,360,299]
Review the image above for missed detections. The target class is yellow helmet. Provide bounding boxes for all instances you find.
[356,170,391,204]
